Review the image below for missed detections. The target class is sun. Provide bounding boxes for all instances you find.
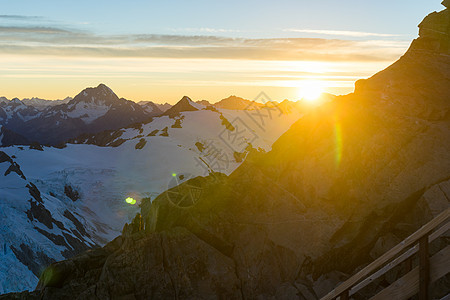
[298,81,325,102]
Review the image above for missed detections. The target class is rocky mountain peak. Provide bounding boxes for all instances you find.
[162,95,199,118]
[70,83,119,106]
[180,95,193,103]
[10,98,23,105]
[410,5,449,54]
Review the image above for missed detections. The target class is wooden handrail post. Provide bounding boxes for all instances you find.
[419,235,429,300]
[340,289,349,300]
[403,256,412,275]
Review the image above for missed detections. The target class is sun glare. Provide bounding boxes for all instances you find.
[298,81,325,102]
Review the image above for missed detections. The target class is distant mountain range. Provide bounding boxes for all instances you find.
[0,85,317,147]
[21,97,73,110]
[0,85,155,145]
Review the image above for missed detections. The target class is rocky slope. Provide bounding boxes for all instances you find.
[2,5,450,300]
[0,126,30,147]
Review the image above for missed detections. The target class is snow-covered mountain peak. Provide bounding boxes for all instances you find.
[70,84,119,106]
[10,98,24,105]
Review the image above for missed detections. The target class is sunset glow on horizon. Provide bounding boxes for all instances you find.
[0,1,443,103]
[297,80,325,102]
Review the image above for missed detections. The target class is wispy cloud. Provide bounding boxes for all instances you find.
[0,15,42,20]
[283,28,402,38]
[0,26,70,34]
[167,27,241,34]
[0,43,405,62]
[0,23,408,62]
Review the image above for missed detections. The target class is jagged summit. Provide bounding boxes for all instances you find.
[410,5,449,54]
[10,98,23,105]
[355,5,450,97]
[69,83,119,105]
[180,95,193,103]
[162,95,200,118]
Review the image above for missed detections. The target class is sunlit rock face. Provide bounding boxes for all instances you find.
[410,4,450,54]
[3,7,450,300]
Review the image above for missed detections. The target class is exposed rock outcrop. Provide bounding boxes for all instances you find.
[409,2,450,54]
[64,185,80,202]
[162,96,199,118]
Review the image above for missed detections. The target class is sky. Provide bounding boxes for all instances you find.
[0,0,445,104]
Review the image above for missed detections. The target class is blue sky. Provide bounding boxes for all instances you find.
[0,0,446,102]
[1,0,442,38]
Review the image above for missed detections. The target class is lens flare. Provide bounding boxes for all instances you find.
[125,197,136,205]
[334,118,343,168]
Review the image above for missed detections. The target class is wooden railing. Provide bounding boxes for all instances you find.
[321,208,450,300]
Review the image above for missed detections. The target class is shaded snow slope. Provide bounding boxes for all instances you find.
[0,151,96,294]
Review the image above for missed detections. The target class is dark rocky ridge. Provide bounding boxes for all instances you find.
[0,126,30,147]
[2,6,450,300]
